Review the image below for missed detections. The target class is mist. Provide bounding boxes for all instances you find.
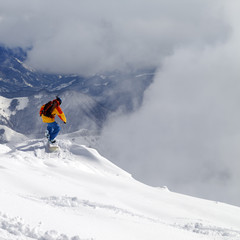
[98,1,240,206]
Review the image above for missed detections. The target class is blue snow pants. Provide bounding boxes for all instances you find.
[47,122,60,141]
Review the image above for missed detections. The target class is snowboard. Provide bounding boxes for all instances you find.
[47,141,59,152]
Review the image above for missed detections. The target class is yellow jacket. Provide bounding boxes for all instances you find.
[40,101,67,123]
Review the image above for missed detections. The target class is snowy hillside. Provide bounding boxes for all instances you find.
[0,133,240,240]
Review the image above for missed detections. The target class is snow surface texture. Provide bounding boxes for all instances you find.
[0,132,240,240]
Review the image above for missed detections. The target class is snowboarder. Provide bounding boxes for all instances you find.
[39,96,66,143]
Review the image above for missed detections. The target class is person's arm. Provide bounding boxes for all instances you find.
[39,105,44,116]
[56,106,67,123]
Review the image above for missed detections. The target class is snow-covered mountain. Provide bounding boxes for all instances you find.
[0,46,154,136]
[0,46,88,96]
[0,93,109,138]
[0,130,240,240]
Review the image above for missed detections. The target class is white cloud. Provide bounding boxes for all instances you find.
[0,0,228,75]
[98,1,240,206]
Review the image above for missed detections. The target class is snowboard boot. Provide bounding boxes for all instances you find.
[49,139,56,144]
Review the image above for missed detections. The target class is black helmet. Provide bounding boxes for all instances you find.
[56,96,62,105]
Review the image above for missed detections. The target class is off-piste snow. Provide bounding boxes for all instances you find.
[0,128,240,240]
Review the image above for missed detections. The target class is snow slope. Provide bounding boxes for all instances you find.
[0,136,240,240]
[0,125,27,144]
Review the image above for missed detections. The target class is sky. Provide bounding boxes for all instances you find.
[1,0,240,205]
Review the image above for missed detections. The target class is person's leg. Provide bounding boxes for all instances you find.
[48,122,60,141]
[45,128,50,140]
[47,124,52,139]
